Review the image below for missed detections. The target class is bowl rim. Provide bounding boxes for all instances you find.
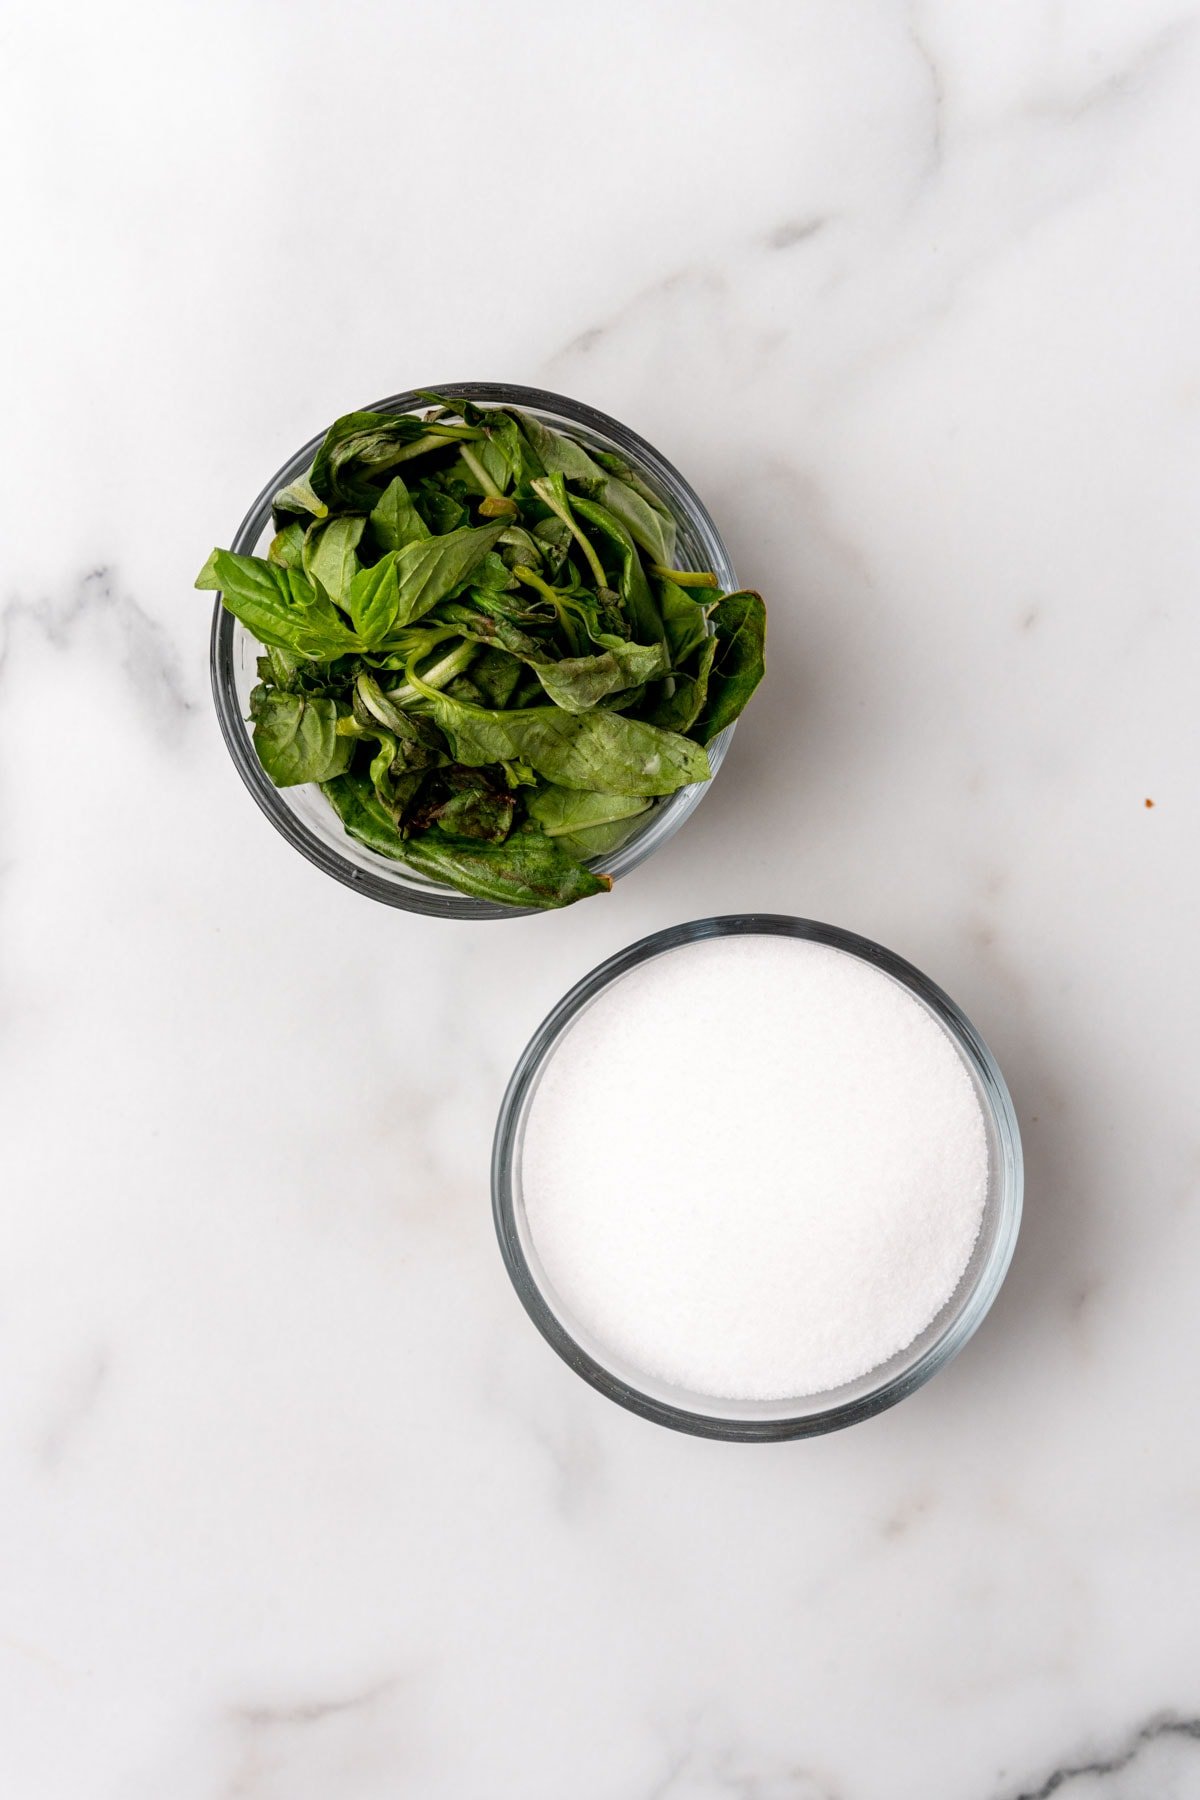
[492,913,1024,1441]
[209,382,739,920]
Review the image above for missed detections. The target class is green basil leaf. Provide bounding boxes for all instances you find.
[657,575,711,664]
[378,523,506,636]
[251,691,353,787]
[527,785,651,839]
[302,514,365,608]
[197,549,361,660]
[416,683,710,796]
[416,482,468,535]
[531,639,668,713]
[322,773,609,907]
[348,553,402,645]
[571,496,664,648]
[353,676,450,768]
[695,591,766,743]
[310,410,435,508]
[366,733,427,824]
[468,646,525,709]
[424,777,515,844]
[268,522,307,569]
[369,475,431,552]
[645,637,717,734]
[271,472,328,522]
[517,411,676,564]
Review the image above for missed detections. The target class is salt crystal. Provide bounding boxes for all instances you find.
[521,934,988,1401]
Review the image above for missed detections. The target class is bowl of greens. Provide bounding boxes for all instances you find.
[204,384,765,916]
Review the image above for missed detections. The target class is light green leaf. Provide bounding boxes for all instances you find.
[302,514,365,608]
[370,475,430,552]
[196,549,361,659]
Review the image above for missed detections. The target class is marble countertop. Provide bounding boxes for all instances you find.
[5,3,1200,1795]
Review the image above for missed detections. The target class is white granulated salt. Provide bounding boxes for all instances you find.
[521,934,988,1401]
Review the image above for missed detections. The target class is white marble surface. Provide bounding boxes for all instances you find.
[4,2,1200,1795]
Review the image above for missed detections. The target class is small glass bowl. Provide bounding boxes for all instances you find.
[492,915,1023,1441]
[209,383,739,920]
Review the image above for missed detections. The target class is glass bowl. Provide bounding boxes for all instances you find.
[492,915,1023,1441]
[209,383,739,919]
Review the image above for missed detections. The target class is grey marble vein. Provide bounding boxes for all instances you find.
[230,1677,396,1732]
[906,3,947,169]
[37,1347,109,1473]
[764,217,829,252]
[1026,17,1195,123]
[1001,1714,1200,1799]
[0,567,196,742]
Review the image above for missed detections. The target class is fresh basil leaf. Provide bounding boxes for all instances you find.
[571,496,664,648]
[258,645,301,689]
[348,553,401,645]
[197,549,361,659]
[527,785,651,839]
[470,552,519,595]
[555,814,650,861]
[415,482,467,535]
[407,826,611,906]
[414,680,710,796]
[302,514,365,608]
[311,410,437,508]
[517,411,677,564]
[251,691,353,787]
[695,591,766,743]
[271,472,328,522]
[378,523,506,636]
[268,522,306,569]
[353,676,448,766]
[369,475,431,552]
[591,447,677,529]
[530,515,573,580]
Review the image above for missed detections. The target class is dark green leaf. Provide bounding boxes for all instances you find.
[251,691,353,787]
[571,497,664,648]
[469,646,525,708]
[416,482,468,535]
[322,773,609,906]
[695,591,766,743]
[353,675,448,768]
[645,636,717,734]
[311,410,442,509]
[657,575,711,664]
[422,775,515,844]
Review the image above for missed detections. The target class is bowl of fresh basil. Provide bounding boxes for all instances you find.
[205,384,765,917]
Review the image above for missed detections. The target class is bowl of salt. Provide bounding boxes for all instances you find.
[492,915,1022,1439]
